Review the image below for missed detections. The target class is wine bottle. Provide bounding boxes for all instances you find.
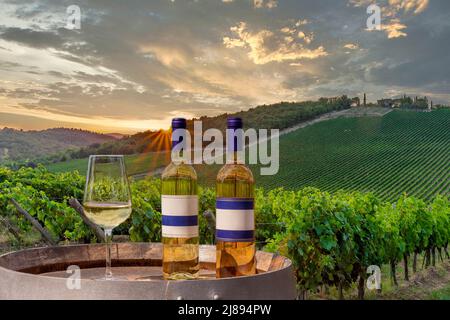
[216,117,256,278]
[161,118,199,280]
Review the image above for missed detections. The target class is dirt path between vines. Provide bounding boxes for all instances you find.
[378,261,450,300]
[279,107,392,136]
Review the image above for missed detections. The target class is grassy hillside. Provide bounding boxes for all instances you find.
[187,109,449,201]
[190,97,352,132]
[59,97,353,160]
[47,151,170,177]
[47,109,449,202]
[0,128,116,163]
[253,109,450,201]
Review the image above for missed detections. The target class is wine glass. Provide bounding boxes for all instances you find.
[83,155,132,280]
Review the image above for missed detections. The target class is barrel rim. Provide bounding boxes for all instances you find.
[0,243,293,283]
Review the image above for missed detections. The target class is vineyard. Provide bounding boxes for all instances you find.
[46,109,450,202]
[9,108,449,299]
[47,152,170,177]
[178,109,450,201]
[257,109,450,201]
[1,166,449,299]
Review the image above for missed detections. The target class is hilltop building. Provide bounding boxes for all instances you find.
[377,95,429,110]
[351,97,361,107]
[377,98,403,108]
[327,96,340,104]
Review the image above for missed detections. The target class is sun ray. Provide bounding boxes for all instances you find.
[134,129,172,175]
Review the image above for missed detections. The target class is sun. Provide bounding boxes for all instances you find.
[135,129,172,174]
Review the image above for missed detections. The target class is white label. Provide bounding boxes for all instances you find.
[216,209,255,231]
[161,195,198,238]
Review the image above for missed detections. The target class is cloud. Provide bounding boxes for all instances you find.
[296,19,309,27]
[385,0,430,15]
[139,44,188,67]
[350,0,429,39]
[382,19,408,38]
[297,31,314,44]
[344,43,359,50]
[223,22,327,65]
[0,104,173,132]
[253,0,278,9]
[349,0,428,13]
[0,28,62,48]
[222,0,278,9]
[0,38,142,92]
[0,0,448,132]
[281,27,295,34]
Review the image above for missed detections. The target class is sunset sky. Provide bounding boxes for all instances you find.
[0,0,449,133]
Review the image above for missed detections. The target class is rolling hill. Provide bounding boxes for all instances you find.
[0,128,117,163]
[46,109,450,201]
[253,109,450,201]
[55,97,353,160]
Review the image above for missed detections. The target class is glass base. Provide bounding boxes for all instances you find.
[95,275,128,281]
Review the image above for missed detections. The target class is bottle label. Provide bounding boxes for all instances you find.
[162,195,198,238]
[215,198,255,242]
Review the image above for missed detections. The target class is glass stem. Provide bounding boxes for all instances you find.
[105,229,113,280]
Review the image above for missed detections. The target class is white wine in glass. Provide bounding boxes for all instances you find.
[84,202,132,230]
[83,155,132,280]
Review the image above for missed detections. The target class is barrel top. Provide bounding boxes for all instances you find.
[0,243,292,281]
[0,243,296,300]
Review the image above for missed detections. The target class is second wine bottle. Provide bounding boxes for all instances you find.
[216,117,256,278]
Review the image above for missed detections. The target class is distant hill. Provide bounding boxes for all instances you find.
[0,128,117,163]
[65,96,354,160]
[188,96,353,132]
[3,96,353,164]
[105,133,128,140]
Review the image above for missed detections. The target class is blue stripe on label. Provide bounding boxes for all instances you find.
[162,215,198,227]
[216,229,254,241]
[216,198,254,210]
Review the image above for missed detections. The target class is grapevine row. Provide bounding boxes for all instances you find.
[1,166,449,300]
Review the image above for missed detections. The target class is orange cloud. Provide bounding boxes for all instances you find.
[223,22,327,65]
[382,19,408,38]
[253,0,278,9]
[0,104,189,131]
[344,43,359,50]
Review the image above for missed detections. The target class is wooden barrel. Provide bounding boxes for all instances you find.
[0,243,296,300]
